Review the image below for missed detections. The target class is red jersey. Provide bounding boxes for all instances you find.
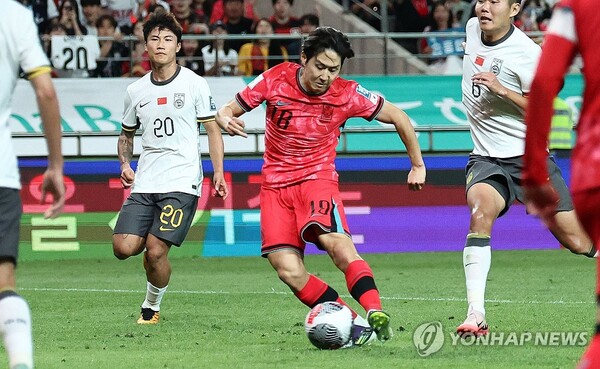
[236,62,384,188]
[524,0,600,192]
[269,15,301,35]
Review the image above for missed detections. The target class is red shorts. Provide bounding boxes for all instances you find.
[260,179,351,256]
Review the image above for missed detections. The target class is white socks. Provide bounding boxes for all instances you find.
[0,292,33,369]
[463,234,491,316]
[141,282,168,311]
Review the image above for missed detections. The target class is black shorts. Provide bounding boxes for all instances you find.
[465,154,573,217]
[113,192,198,246]
[0,188,22,264]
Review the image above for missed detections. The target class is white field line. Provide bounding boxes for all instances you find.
[20,287,592,305]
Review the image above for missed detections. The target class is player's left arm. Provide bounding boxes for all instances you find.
[523,6,578,223]
[375,101,426,191]
[471,71,529,110]
[204,119,229,199]
[30,71,65,219]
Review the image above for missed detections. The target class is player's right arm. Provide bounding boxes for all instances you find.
[117,129,136,188]
[215,100,248,138]
[216,70,274,137]
[118,90,138,188]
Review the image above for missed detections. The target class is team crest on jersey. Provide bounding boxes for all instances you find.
[321,105,334,121]
[491,58,503,75]
[356,84,378,105]
[174,93,185,109]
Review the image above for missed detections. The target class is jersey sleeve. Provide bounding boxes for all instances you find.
[195,76,217,124]
[346,83,384,121]
[235,71,270,112]
[19,9,51,79]
[121,89,139,131]
[517,44,542,95]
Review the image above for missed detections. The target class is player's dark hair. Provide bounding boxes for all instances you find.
[302,27,354,65]
[143,8,183,43]
[272,0,293,5]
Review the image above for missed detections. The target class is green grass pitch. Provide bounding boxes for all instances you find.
[8,250,595,369]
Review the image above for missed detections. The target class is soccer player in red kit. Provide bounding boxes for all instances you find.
[521,0,600,366]
[216,27,426,345]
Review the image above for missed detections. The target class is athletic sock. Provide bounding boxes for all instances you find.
[345,259,382,312]
[0,291,33,369]
[141,281,167,311]
[295,274,357,318]
[463,233,491,315]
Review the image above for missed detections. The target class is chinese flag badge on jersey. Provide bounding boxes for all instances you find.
[475,56,485,66]
[157,97,167,105]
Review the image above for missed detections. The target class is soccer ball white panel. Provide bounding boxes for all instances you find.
[304,302,353,349]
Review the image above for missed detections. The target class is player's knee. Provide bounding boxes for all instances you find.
[276,266,305,287]
[112,245,131,260]
[112,235,142,260]
[470,208,496,232]
[143,245,168,266]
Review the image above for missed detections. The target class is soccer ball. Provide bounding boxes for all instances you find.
[304,301,353,349]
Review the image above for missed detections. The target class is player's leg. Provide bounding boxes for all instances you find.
[316,232,390,342]
[112,193,154,259]
[572,189,600,368]
[299,180,390,342]
[458,158,508,337]
[136,193,198,324]
[543,158,596,257]
[137,234,171,324]
[261,185,355,313]
[549,211,597,257]
[0,188,33,369]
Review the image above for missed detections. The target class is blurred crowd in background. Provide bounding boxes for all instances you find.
[18,0,559,78]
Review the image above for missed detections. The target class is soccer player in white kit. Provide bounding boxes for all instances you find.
[0,1,66,367]
[457,0,595,337]
[112,9,228,324]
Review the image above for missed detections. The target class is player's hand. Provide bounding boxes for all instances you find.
[523,182,559,228]
[120,165,135,188]
[407,165,426,191]
[472,72,508,96]
[220,116,248,138]
[213,173,229,199]
[40,168,65,219]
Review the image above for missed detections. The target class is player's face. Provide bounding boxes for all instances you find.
[300,49,342,95]
[475,0,520,42]
[146,27,181,67]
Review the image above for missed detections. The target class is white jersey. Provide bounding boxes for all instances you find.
[462,17,541,158]
[0,0,51,189]
[122,66,217,196]
[201,46,238,76]
[50,35,101,71]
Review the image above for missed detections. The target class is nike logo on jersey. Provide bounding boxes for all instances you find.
[159,225,174,232]
[139,101,151,108]
[276,101,291,106]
